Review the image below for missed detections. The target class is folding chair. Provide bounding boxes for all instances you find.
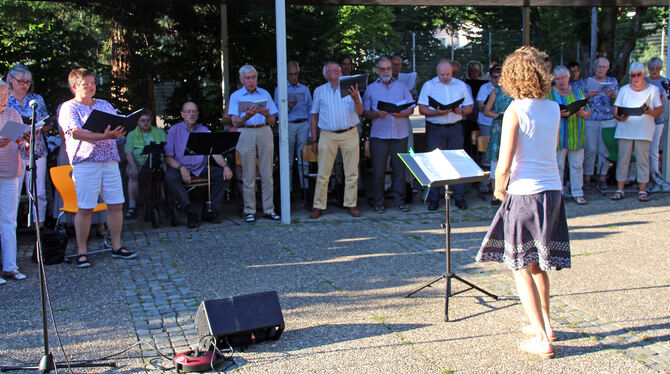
[49,165,111,254]
[300,145,319,209]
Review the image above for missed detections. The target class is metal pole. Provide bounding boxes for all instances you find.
[275,0,290,224]
[412,32,416,72]
[220,4,229,118]
[664,4,670,179]
[451,28,455,60]
[560,44,564,65]
[590,7,597,73]
[488,30,492,69]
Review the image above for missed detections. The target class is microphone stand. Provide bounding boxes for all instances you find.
[0,103,115,372]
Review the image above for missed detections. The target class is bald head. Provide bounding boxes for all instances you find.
[181,102,199,127]
[437,61,453,84]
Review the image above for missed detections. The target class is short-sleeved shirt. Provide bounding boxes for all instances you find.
[614,84,662,142]
[644,77,667,125]
[311,82,361,132]
[476,82,495,127]
[363,78,414,139]
[164,122,210,177]
[7,92,49,159]
[274,82,312,122]
[582,76,619,121]
[58,99,120,165]
[0,107,24,178]
[124,127,167,167]
[417,77,474,124]
[228,87,278,126]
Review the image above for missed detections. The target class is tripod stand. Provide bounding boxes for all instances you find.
[399,149,498,321]
[405,185,498,321]
[0,102,115,373]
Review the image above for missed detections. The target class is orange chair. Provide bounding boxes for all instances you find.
[50,165,111,252]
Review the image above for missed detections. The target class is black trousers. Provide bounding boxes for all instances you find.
[165,165,225,213]
[369,137,408,207]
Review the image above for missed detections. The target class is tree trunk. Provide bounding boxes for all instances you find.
[599,7,647,82]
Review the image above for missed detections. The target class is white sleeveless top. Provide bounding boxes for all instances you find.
[507,98,562,195]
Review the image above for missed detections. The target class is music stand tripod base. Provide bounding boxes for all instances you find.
[404,184,498,322]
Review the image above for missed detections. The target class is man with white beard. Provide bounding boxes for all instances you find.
[363,57,415,213]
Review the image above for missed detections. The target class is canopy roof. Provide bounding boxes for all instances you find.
[220,0,668,6]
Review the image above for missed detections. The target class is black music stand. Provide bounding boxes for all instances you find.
[184,132,240,215]
[399,149,498,321]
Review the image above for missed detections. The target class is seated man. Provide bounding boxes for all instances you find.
[164,102,233,228]
[124,108,166,218]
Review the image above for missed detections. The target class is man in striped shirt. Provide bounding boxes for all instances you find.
[308,61,363,219]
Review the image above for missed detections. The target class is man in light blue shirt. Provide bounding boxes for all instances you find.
[363,57,414,213]
[229,65,280,223]
[274,61,312,192]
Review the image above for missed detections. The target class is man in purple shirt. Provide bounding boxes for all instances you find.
[363,57,415,213]
[164,102,233,228]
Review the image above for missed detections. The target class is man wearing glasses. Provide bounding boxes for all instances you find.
[164,102,232,228]
[229,65,280,223]
[363,57,414,213]
[273,61,312,195]
[308,61,363,219]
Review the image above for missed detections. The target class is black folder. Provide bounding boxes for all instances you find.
[617,104,648,117]
[376,100,415,113]
[428,96,464,111]
[339,74,368,98]
[82,108,144,134]
[559,99,589,115]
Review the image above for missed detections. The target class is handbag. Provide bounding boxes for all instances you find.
[31,228,68,265]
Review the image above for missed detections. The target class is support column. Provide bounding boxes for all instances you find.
[275,0,290,224]
[220,3,229,118]
[522,7,530,46]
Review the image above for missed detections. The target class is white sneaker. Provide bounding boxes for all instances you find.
[0,277,6,285]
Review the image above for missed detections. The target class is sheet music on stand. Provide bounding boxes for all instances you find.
[399,149,488,187]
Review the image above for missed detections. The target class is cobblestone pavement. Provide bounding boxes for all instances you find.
[3,190,670,373]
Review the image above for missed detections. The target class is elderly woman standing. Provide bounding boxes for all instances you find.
[548,65,591,204]
[582,57,619,190]
[6,63,49,227]
[0,79,28,283]
[477,46,570,359]
[58,68,137,268]
[644,57,667,177]
[611,62,663,201]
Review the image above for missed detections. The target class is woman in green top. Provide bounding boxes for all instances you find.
[124,109,166,217]
[483,66,514,204]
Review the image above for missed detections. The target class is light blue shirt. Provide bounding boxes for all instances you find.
[274,82,312,122]
[311,82,361,132]
[645,76,667,125]
[228,87,278,126]
[363,78,413,139]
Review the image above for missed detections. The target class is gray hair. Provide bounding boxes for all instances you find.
[593,57,610,68]
[322,61,338,78]
[375,56,392,67]
[7,63,34,93]
[287,61,300,72]
[239,64,257,77]
[648,56,663,68]
[629,62,646,75]
[552,65,570,79]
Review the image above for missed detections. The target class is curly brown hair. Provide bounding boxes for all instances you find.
[499,46,553,100]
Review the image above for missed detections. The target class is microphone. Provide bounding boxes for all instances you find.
[29,100,39,110]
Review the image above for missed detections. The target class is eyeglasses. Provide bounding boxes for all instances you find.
[630,72,644,78]
[13,79,31,86]
[376,66,392,71]
[326,67,341,73]
[288,72,299,76]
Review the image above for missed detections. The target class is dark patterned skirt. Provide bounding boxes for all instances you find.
[476,190,571,271]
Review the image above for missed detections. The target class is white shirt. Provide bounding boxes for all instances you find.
[311,82,361,131]
[417,77,474,124]
[614,84,662,141]
[507,98,563,195]
[228,87,278,126]
[476,82,495,127]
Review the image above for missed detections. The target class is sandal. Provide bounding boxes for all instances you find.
[638,191,649,202]
[521,325,557,342]
[76,254,91,268]
[519,337,554,359]
[610,190,624,201]
[598,180,609,191]
[125,207,136,218]
[573,196,587,205]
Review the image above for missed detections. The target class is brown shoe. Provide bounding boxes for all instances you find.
[347,207,361,217]
[309,208,321,219]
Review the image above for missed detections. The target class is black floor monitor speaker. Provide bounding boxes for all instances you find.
[195,291,284,350]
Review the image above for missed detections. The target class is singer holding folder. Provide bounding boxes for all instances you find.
[58,68,136,268]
